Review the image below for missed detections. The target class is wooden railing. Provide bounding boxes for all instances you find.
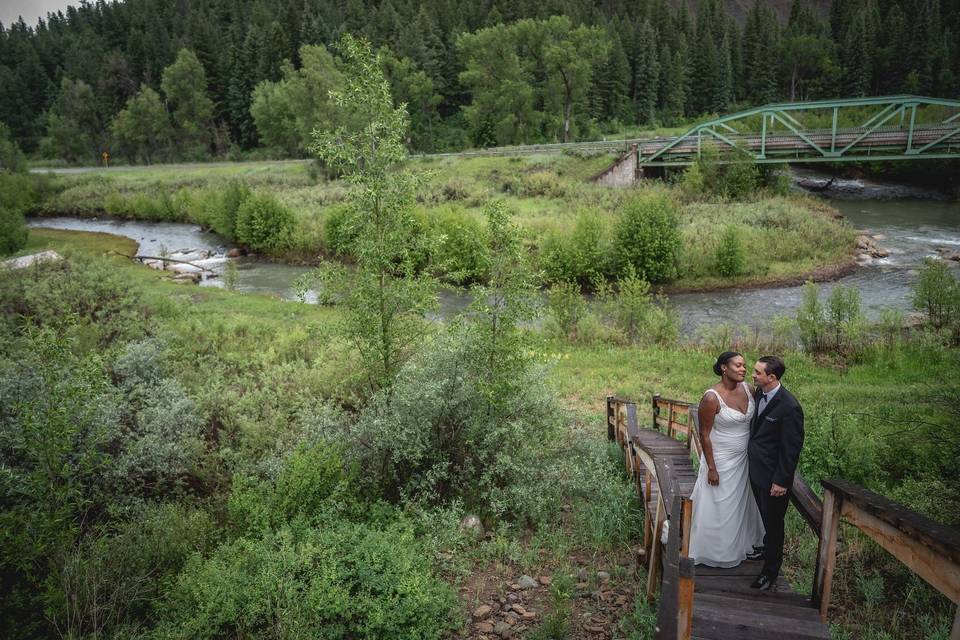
[814,479,960,636]
[609,393,960,640]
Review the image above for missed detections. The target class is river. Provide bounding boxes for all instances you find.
[27,190,960,332]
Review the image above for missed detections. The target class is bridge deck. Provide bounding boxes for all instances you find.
[631,428,831,640]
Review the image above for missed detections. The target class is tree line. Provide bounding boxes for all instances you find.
[1,0,957,162]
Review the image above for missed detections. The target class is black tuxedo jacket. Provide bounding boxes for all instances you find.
[748,385,804,490]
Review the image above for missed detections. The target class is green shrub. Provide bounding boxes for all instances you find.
[0,255,146,348]
[0,173,34,255]
[546,280,587,340]
[111,339,205,501]
[714,223,746,277]
[796,281,825,353]
[912,258,960,332]
[156,521,458,640]
[521,170,567,198]
[0,122,26,173]
[540,212,610,285]
[425,209,489,284]
[596,270,680,345]
[42,504,216,639]
[613,188,680,283]
[331,324,566,524]
[235,192,295,252]
[210,180,252,238]
[324,203,359,256]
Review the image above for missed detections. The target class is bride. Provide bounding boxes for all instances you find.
[688,351,765,567]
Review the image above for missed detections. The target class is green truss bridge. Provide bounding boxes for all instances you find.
[425,95,960,181]
[632,95,960,167]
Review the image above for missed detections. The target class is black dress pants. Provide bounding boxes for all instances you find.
[751,482,790,581]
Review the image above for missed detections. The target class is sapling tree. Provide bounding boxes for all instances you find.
[304,35,436,393]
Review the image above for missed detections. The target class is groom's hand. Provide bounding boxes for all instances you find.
[708,468,720,486]
[770,483,787,497]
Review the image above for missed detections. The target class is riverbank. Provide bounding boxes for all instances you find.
[28,154,856,293]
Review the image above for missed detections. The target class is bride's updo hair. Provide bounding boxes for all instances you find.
[713,351,742,376]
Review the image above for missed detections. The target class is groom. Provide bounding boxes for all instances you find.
[748,355,804,591]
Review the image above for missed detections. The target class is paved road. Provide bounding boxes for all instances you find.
[29,158,311,175]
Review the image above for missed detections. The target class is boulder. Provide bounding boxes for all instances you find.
[472,605,492,620]
[516,575,538,590]
[459,514,484,538]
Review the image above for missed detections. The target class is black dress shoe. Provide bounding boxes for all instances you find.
[746,547,764,561]
[750,574,775,590]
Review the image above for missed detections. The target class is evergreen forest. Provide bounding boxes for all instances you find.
[2,0,958,162]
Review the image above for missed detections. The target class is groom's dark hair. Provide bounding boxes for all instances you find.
[759,355,786,379]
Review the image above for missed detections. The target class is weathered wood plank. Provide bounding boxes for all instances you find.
[822,478,960,566]
[791,474,823,536]
[692,612,830,640]
[694,576,810,607]
[694,592,822,622]
[841,497,960,605]
[693,560,764,576]
[679,556,695,640]
[813,489,842,619]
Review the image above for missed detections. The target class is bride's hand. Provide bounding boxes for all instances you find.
[708,468,720,486]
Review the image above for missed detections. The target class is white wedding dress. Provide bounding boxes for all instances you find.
[688,383,765,567]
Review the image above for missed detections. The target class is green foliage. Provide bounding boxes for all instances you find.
[796,282,867,357]
[424,208,489,284]
[540,211,610,285]
[457,16,608,145]
[161,48,215,154]
[209,180,252,238]
[251,44,346,155]
[43,503,216,639]
[714,223,747,277]
[156,521,458,640]
[0,122,26,173]
[111,339,205,501]
[306,35,436,391]
[595,270,680,345]
[613,188,681,283]
[41,77,101,164]
[911,258,960,334]
[683,145,763,200]
[546,280,588,340]
[0,172,33,255]
[110,84,172,164]
[0,254,146,347]
[234,192,295,252]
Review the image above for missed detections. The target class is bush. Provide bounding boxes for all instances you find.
[425,209,489,284]
[612,188,680,283]
[324,204,359,256]
[539,212,610,285]
[796,282,867,357]
[43,504,216,639]
[546,280,588,340]
[111,339,205,501]
[714,223,746,277]
[0,173,34,255]
[234,192,295,252]
[210,180,252,238]
[325,324,566,524]
[0,255,146,348]
[595,270,679,345]
[911,258,960,332]
[156,521,458,640]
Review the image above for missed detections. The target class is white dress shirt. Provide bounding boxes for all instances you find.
[757,383,781,415]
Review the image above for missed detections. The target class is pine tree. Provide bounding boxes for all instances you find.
[600,31,632,124]
[843,10,872,96]
[634,19,659,125]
